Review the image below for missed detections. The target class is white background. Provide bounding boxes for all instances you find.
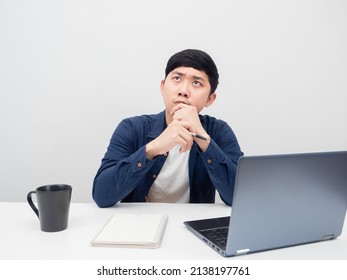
[1,0,346,202]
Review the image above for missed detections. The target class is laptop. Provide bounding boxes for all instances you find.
[184,150,347,257]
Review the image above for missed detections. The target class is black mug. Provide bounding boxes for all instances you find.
[27,184,72,232]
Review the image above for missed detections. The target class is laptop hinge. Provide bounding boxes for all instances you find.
[236,249,250,255]
[322,234,335,240]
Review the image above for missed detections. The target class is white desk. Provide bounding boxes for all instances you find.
[1,202,346,260]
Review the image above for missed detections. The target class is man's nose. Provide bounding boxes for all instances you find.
[178,82,190,97]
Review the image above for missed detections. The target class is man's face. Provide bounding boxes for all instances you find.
[161,66,216,120]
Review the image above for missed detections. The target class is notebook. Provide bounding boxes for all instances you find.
[91,213,168,248]
[184,150,347,257]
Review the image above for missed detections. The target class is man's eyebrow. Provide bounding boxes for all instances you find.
[192,75,205,81]
[171,70,185,76]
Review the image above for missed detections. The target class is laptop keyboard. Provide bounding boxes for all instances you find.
[200,226,229,248]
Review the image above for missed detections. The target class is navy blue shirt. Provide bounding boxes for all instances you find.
[93,111,243,207]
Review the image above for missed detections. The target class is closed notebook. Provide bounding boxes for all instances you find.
[91,213,168,248]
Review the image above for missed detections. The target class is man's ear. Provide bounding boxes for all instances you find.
[160,80,165,96]
[205,92,217,107]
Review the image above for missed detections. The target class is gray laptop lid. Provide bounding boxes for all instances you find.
[226,151,347,256]
[185,151,347,257]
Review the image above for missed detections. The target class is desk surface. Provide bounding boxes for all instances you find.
[1,202,346,260]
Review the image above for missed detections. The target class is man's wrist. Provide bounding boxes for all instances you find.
[145,142,157,160]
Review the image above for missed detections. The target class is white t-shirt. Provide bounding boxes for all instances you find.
[146,145,190,203]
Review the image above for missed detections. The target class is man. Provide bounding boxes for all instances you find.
[93,49,243,207]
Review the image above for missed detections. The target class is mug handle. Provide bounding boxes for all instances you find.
[27,191,39,218]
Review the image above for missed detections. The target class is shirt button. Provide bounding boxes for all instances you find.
[137,162,142,168]
[152,174,157,179]
[164,152,168,157]
[207,159,212,164]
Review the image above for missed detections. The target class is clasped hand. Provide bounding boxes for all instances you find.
[145,104,209,159]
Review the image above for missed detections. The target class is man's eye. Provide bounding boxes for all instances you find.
[193,81,202,86]
[173,76,181,81]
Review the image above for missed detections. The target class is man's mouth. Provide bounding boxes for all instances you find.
[174,100,188,105]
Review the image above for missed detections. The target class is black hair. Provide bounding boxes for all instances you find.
[165,49,219,94]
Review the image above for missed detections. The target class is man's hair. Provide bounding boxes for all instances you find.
[165,49,219,94]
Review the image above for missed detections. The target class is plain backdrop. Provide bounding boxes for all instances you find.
[1,0,346,202]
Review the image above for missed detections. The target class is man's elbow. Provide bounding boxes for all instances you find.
[92,183,117,208]
[92,193,117,208]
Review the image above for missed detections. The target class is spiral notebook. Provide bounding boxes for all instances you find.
[91,213,168,248]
